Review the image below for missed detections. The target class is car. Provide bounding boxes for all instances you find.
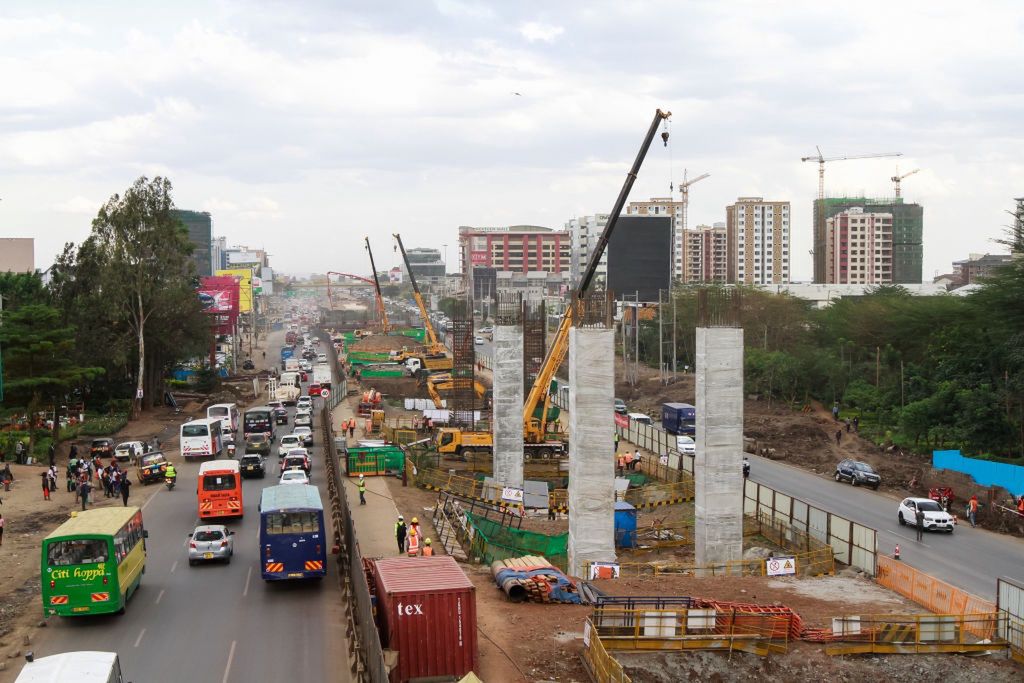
[272,406,289,425]
[296,396,313,410]
[137,451,169,484]
[614,398,627,415]
[294,411,313,428]
[245,433,271,456]
[240,453,266,478]
[279,469,309,486]
[474,336,484,345]
[277,434,302,457]
[299,359,313,371]
[308,383,322,397]
[187,525,235,565]
[292,426,313,447]
[898,497,955,533]
[90,438,115,459]
[675,435,696,455]
[242,359,255,370]
[114,440,149,463]
[316,353,327,363]
[478,326,493,335]
[281,452,311,475]
[834,459,881,489]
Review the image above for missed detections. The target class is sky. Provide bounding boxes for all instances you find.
[1,0,1022,280]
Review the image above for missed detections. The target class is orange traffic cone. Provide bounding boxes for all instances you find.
[894,544,901,561]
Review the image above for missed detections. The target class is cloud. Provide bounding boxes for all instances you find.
[519,21,565,43]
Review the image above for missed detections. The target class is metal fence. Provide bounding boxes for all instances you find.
[997,577,1024,662]
[581,619,632,683]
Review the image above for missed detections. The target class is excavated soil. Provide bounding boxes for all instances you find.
[349,335,419,352]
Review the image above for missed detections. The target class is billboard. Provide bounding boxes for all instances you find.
[227,251,261,267]
[199,275,241,334]
[389,267,403,283]
[216,268,253,312]
[261,266,275,295]
[607,216,671,301]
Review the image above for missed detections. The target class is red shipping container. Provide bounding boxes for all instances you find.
[372,556,478,682]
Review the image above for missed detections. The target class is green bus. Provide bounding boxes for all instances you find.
[41,507,147,617]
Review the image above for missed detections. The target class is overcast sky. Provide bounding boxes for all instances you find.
[2,1,1022,280]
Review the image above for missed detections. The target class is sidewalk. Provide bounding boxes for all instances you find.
[331,397,404,559]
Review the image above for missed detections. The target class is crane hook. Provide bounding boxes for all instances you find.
[661,131,670,147]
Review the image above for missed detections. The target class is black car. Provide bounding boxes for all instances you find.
[239,453,266,479]
[245,433,271,456]
[834,459,881,489]
[90,438,115,459]
[272,406,289,425]
[242,359,255,370]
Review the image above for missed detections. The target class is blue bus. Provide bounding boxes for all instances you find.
[259,485,327,581]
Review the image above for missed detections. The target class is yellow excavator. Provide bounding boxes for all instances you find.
[422,373,493,410]
[435,108,672,460]
[390,233,453,376]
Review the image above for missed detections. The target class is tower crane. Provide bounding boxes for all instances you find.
[801,147,902,199]
[364,237,390,333]
[891,168,919,198]
[678,169,710,234]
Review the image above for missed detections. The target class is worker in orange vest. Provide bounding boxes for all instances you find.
[422,538,434,556]
[406,527,420,556]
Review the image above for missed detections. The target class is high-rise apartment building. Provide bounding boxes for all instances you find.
[566,214,609,289]
[680,223,730,283]
[459,224,570,297]
[813,197,922,284]
[823,208,893,284]
[725,197,791,285]
[626,197,684,279]
[173,209,213,277]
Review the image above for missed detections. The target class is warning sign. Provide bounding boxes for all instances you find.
[766,556,796,576]
[320,389,331,399]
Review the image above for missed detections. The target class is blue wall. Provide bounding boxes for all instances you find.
[932,450,1024,497]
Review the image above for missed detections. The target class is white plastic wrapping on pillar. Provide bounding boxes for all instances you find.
[568,327,617,578]
[493,325,525,488]
[694,327,745,568]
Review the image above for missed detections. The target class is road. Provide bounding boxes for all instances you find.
[750,453,1024,600]
[28,329,348,682]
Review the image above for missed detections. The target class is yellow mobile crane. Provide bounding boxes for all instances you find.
[391,233,453,375]
[435,108,673,460]
[364,236,390,334]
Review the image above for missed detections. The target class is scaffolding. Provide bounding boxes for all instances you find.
[449,299,476,428]
[523,299,546,396]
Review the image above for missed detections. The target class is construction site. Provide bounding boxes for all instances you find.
[314,112,1024,681]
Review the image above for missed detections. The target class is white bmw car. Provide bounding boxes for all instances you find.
[898,497,955,533]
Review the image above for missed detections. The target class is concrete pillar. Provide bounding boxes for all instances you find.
[492,325,524,488]
[567,327,616,578]
[694,327,745,568]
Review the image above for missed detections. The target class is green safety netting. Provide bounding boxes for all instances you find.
[465,511,568,570]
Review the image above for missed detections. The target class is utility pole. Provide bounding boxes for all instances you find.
[671,290,677,380]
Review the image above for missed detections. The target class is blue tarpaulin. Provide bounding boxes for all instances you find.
[932,450,1024,497]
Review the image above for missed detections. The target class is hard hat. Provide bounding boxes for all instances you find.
[398,514,404,520]
[358,474,364,480]
[424,538,431,545]
[411,517,418,524]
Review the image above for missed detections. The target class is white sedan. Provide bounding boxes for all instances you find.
[279,469,310,486]
[898,497,955,533]
[278,434,302,458]
[675,435,695,455]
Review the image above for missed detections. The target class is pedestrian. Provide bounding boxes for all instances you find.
[102,467,112,498]
[48,465,58,492]
[111,470,121,497]
[915,503,925,541]
[852,416,859,433]
[66,464,75,493]
[348,418,356,439]
[15,441,25,465]
[0,513,4,546]
[357,475,366,505]
[48,442,56,467]
[41,471,51,500]
[617,453,626,477]
[832,403,839,421]
[120,476,132,506]
[845,418,851,433]
[395,515,407,555]
[69,443,78,462]
[2,462,13,491]
[422,538,433,556]
[967,495,979,528]
[78,480,91,510]
[614,432,620,453]
[835,429,842,446]
[406,527,420,556]
[631,449,640,471]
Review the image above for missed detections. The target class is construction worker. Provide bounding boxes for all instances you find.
[406,527,420,556]
[410,516,420,538]
[395,515,407,554]
[422,538,434,556]
[357,474,366,505]
[967,495,979,528]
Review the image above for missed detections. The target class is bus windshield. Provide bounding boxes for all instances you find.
[245,412,270,429]
[182,424,210,437]
[265,511,321,535]
[209,407,228,418]
[47,539,108,566]
[203,474,237,491]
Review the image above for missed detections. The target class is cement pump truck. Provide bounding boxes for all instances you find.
[434,108,673,461]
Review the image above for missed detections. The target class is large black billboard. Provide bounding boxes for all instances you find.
[607,215,671,301]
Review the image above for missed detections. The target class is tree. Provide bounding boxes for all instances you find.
[0,304,103,450]
[87,177,196,414]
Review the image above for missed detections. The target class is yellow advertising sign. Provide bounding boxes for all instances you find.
[216,268,253,312]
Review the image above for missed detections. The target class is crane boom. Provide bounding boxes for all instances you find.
[801,147,902,199]
[393,233,441,352]
[523,108,672,439]
[364,237,390,333]
[891,168,920,197]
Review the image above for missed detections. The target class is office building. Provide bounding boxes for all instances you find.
[681,223,729,283]
[626,197,684,278]
[936,253,1015,289]
[566,214,609,289]
[813,197,923,284]
[726,197,791,285]
[173,210,213,277]
[606,216,672,301]
[0,238,34,273]
[402,247,446,287]
[823,208,893,284]
[459,225,570,297]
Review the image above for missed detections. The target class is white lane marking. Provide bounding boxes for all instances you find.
[243,567,252,597]
[155,589,165,605]
[883,528,930,548]
[170,560,179,573]
[141,488,160,511]
[222,639,237,683]
[134,628,146,648]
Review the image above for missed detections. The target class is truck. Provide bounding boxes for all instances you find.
[275,372,301,405]
[285,330,297,345]
[402,354,453,376]
[661,402,696,435]
[284,357,300,373]
[280,346,294,369]
[435,427,566,460]
[312,363,332,388]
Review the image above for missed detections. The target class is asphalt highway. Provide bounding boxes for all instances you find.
[27,329,349,682]
[749,453,1024,600]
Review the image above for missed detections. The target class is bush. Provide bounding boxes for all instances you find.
[78,414,129,436]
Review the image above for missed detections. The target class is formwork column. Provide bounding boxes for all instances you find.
[568,326,616,578]
[493,323,525,488]
[694,321,745,568]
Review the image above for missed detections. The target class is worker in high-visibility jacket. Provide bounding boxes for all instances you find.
[422,538,434,556]
[357,475,366,505]
[406,526,420,556]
